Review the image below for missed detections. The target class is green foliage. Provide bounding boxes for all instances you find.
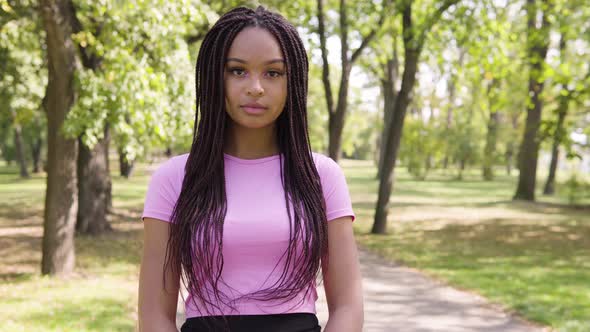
[340,85,379,159]
[399,117,444,180]
[0,119,15,162]
[564,173,589,205]
[60,0,214,160]
[1,0,589,175]
[308,63,330,153]
[0,1,46,164]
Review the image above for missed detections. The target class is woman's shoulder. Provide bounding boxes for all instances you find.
[312,152,342,180]
[311,151,341,175]
[149,153,189,182]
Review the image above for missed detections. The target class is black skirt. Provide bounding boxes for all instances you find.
[180,312,322,332]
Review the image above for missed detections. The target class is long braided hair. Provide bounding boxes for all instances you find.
[164,5,329,320]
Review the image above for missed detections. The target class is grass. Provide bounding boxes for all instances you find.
[342,159,590,332]
[0,161,151,332]
[0,158,589,331]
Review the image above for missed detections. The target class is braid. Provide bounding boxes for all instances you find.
[165,5,329,326]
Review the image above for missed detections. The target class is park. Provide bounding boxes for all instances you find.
[0,0,588,331]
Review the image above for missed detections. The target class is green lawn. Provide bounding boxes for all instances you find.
[0,158,588,332]
[0,161,151,332]
[342,159,590,332]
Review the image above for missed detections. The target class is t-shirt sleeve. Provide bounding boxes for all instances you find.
[319,156,356,222]
[141,159,182,223]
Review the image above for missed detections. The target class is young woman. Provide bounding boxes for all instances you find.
[138,6,363,332]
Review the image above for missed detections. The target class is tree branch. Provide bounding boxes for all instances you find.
[340,0,348,68]
[350,0,391,64]
[67,0,102,70]
[317,0,334,114]
[417,0,460,48]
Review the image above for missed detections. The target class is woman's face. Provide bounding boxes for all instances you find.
[224,27,287,130]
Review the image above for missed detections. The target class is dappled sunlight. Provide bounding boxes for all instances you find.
[1,157,588,330]
[346,158,590,330]
[354,209,590,328]
[0,205,143,282]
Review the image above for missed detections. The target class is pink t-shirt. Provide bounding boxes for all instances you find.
[142,152,355,318]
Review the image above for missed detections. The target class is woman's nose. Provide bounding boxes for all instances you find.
[247,77,264,96]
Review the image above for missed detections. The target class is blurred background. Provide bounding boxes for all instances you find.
[0,0,588,331]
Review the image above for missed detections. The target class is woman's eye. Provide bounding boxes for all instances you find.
[230,68,245,76]
[267,70,283,78]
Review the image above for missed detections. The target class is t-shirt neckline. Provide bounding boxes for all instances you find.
[223,153,282,165]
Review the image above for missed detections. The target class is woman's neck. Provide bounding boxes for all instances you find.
[224,123,279,160]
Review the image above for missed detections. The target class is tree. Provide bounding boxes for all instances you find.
[352,26,400,178]
[68,0,112,234]
[543,32,568,195]
[0,1,46,178]
[475,4,516,181]
[374,34,400,180]
[39,0,79,276]
[372,0,460,234]
[513,0,554,201]
[542,0,590,195]
[316,0,388,161]
[62,0,203,176]
[442,48,465,170]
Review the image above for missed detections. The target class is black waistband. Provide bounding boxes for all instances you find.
[180,312,321,332]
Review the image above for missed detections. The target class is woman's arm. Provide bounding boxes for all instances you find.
[321,216,364,332]
[138,218,181,332]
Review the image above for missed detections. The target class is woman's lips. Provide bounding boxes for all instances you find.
[240,105,267,115]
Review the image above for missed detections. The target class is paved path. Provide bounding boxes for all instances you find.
[175,248,549,332]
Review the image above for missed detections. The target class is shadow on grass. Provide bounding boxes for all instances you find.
[351,196,590,217]
[0,272,36,282]
[0,203,43,221]
[0,209,143,282]
[498,200,590,218]
[76,226,143,268]
[356,218,590,327]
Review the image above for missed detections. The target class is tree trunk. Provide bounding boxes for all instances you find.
[372,0,457,233]
[505,113,519,176]
[378,80,395,180]
[442,75,455,170]
[372,4,421,234]
[373,48,419,233]
[76,131,112,235]
[69,0,113,218]
[327,50,352,161]
[377,46,399,180]
[483,111,500,180]
[31,135,43,173]
[13,123,30,178]
[40,0,79,276]
[543,97,567,195]
[443,68,460,169]
[505,143,514,175]
[119,147,135,178]
[513,0,552,201]
[543,32,568,196]
[318,0,386,162]
[483,78,500,181]
[317,0,334,124]
[458,158,466,180]
[104,124,113,213]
